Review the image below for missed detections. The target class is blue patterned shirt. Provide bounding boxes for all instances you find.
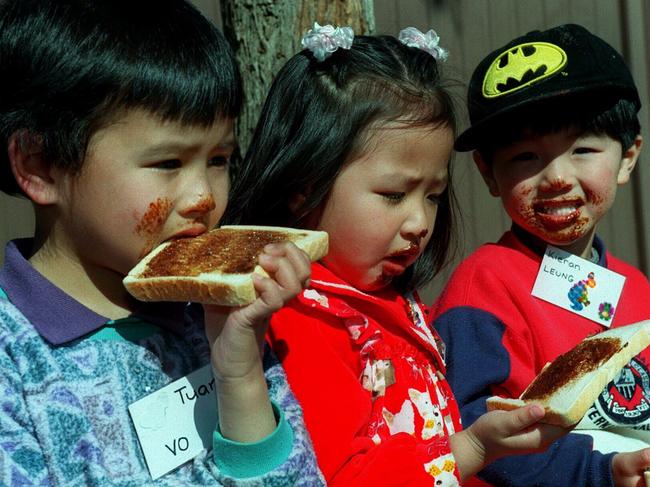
[0,240,324,486]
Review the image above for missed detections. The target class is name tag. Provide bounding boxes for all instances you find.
[532,245,625,327]
[129,365,217,479]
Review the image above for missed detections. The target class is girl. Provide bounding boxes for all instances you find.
[226,24,566,486]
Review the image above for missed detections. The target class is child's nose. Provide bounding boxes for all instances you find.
[539,158,574,192]
[178,176,217,218]
[180,194,216,218]
[402,203,430,243]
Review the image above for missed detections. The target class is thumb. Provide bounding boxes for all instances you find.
[505,404,546,434]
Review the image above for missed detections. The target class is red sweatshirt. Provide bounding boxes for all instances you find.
[433,230,650,487]
[268,262,463,486]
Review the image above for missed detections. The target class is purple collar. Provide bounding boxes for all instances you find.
[0,239,187,345]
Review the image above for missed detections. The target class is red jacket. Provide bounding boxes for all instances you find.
[434,231,650,487]
[268,262,462,486]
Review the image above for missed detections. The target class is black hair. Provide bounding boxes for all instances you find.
[0,0,242,196]
[475,96,640,162]
[225,35,458,291]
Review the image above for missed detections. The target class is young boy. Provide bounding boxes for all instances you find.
[434,24,650,486]
[0,0,323,485]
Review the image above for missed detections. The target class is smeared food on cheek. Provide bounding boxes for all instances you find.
[585,187,606,207]
[135,197,173,258]
[515,192,538,229]
[519,185,533,196]
[513,184,535,219]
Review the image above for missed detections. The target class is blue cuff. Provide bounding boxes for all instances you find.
[213,401,294,478]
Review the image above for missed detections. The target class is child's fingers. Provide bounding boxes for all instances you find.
[482,405,558,455]
[260,243,311,279]
[258,254,303,297]
[228,242,312,324]
[258,243,311,292]
[507,422,568,452]
[279,243,312,285]
[499,404,545,435]
[612,448,650,486]
[637,448,650,469]
[504,405,570,449]
[624,448,650,472]
[251,273,284,312]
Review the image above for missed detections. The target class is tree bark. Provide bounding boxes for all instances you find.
[221,0,375,162]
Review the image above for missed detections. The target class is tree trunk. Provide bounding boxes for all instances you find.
[221,0,375,164]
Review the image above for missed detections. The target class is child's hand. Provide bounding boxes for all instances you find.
[202,242,311,442]
[204,241,311,382]
[450,404,568,481]
[612,448,650,487]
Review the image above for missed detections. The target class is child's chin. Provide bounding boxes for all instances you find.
[360,275,394,293]
[527,226,594,252]
[543,226,592,244]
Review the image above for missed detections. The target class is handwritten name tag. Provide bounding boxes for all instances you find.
[129,364,217,479]
[531,245,625,327]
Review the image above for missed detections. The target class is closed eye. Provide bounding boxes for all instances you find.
[573,147,598,155]
[380,192,405,203]
[210,155,230,167]
[509,151,537,163]
[152,159,182,170]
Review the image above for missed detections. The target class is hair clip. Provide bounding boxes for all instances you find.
[301,22,354,62]
[398,27,448,61]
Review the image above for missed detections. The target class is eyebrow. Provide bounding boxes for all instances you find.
[138,139,236,159]
[381,172,449,189]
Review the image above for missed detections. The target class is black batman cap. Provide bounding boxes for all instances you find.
[455,23,640,152]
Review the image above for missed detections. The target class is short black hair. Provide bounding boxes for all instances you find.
[476,97,640,162]
[0,0,242,196]
[225,35,459,291]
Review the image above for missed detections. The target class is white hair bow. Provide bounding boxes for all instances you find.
[398,27,448,61]
[302,22,354,62]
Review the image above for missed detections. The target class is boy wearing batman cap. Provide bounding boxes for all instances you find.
[434,23,650,486]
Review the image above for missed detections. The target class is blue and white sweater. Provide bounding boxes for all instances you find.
[0,297,324,486]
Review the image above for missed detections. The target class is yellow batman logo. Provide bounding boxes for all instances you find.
[482,42,567,98]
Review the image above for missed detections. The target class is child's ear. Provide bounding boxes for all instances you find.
[472,151,500,197]
[8,131,60,205]
[289,189,322,228]
[617,135,643,185]
[288,192,306,216]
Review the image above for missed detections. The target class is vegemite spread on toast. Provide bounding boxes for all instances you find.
[521,337,622,401]
[141,228,307,277]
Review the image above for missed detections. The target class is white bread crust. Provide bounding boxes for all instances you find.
[123,225,328,306]
[486,320,650,427]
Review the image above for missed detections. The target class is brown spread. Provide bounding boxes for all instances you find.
[521,337,622,401]
[141,228,306,277]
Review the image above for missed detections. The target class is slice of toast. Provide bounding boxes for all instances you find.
[486,320,650,427]
[123,225,328,306]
